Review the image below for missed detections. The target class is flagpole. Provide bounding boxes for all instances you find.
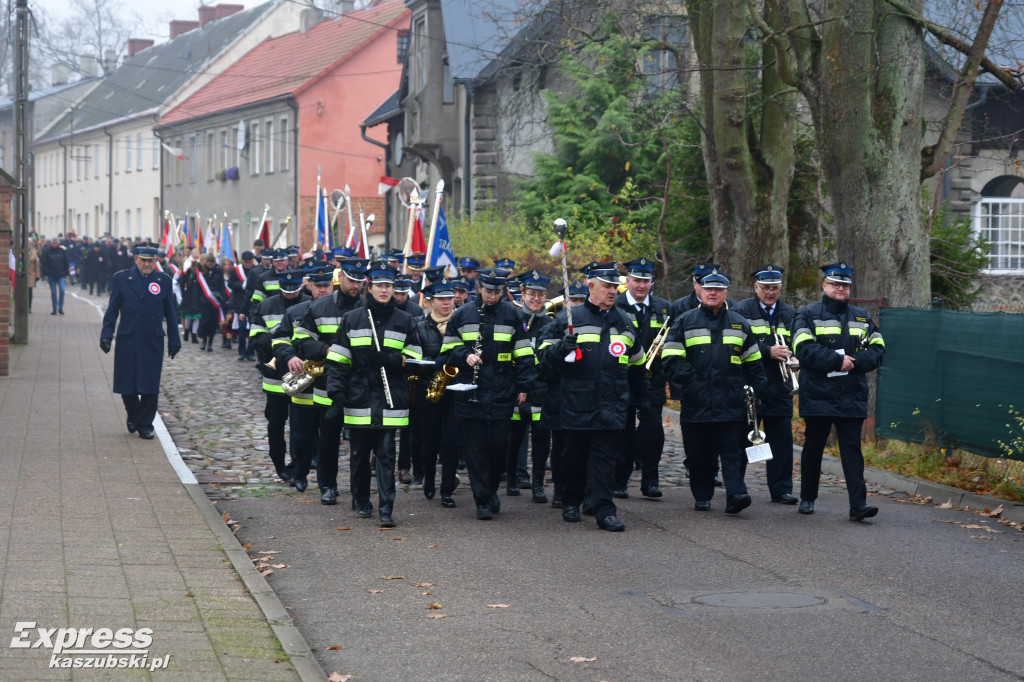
[344,184,356,250]
[422,180,444,288]
[314,165,323,251]
[358,204,369,259]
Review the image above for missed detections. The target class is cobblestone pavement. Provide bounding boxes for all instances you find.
[155,323,896,505]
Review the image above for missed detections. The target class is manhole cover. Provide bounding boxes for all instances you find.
[693,591,828,609]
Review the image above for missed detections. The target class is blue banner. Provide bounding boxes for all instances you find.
[430,206,456,277]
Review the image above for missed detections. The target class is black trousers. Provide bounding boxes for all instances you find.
[316,406,344,492]
[121,394,158,430]
[462,418,508,506]
[760,414,794,498]
[287,403,320,481]
[549,429,565,498]
[507,419,551,488]
[563,429,620,522]
[415,397,461,496]
[350,428,396,511]
[396,422,419,475]
[800,416,868,509]
[684,421,746,502]
[615,404,664,490]
[235,317,250,358]
[264,392,291,478]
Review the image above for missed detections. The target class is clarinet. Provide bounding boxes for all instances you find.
[469,302,485,402]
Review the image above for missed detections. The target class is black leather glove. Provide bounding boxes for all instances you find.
[168,347,180,359]
[324,403,343,422]
[561,333,579,352]
[637,402,651,421]
[99,338,111,354]
[380,353,404,370]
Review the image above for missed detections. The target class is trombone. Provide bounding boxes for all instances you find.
[773,327,799,394]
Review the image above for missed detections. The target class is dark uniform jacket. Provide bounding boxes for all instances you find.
[250,292,311,394]
[325,296,423,428]
[440,296,537,421]
[512,308,553,422]
[101,266,181,395]
[661,303,768,423]
[792,295,885,419]
[732,296,797,417]
[272,298,317,406]
[247,266,285,316]
[293,290,364,407]
[616,291,671,406]
[398,298,424,320]
[538,299,648,431]
[40,246,70,280]
[536,308,569,431]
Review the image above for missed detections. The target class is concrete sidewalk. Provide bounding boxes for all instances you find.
[0,292,318,680]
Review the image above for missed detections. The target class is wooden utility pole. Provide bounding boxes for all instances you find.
[11,0,30,344]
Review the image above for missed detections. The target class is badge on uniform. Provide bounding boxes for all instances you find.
[149,282,161,295]
[608,340,627,358]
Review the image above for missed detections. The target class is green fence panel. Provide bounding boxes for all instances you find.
[876,308,1024,460]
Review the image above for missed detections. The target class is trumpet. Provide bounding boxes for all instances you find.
[773,327,799,393]
[744,385,766,445]
[644,315,671,375]
[425,365,459,403]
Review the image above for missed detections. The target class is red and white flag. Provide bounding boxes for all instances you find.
[378,175,400,195]
[161,142,185,160]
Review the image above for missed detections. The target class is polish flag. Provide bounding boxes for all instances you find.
[161,142,185,160]
[378,175,400,195]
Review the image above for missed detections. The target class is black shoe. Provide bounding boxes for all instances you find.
[424,488,435,500]
[597,515,625,532]
[58,309,64,315]
[356,503,374,518]
[517,474,531,487]
[694,500,711,511]
[612,489,629,499]
[126,417,136,434]
[206,344,213,353]
[379,511,395,528]
[237,356,247,362]
[489,494,501,514]
[713,476,724,487]
[50,311,57,315]
[772,493,799,505]
[724,493,752,514]
[850,505,878,521]
[137,427,155,440]
[199,340,207,351]
[798,500,814,514]
[292,477,308,493]
[191,336,199,344]
[321,488,338,505]
[440,496,456,508]
[641,486,663,499]
[476,505,494,520]
[562,506,581,522]
[506,484,520,496]
[551,493,563,509]
[411,475,424,488]
[532,487,548,504]
[581,498,594,516]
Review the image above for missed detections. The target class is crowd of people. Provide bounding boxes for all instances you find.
[86,233,886,533]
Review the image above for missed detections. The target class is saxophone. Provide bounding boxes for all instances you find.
[282,359,326,397]
[425,365,460,403]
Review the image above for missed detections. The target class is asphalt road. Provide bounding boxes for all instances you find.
[223,480,1024,682]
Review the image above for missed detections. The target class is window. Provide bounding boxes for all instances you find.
[974,198,1024,272]
[641,15,686,96]
[136,133,143,171]
[413,17,427,92]
[231,127,240,167]
[84,213,89,233]
[206,132,214,180]
[279,117,289,171]
[175,138,183,185]
[221,130,228,170]
[77,213,81,233]
[94,144,100,178]
[397,30,409,63]
[76,148,81,181]
[188,136,197,184]
[137,208,142,237]
[84,146,90,178]
[124,136,131,172]
[125,209,131,236]
[114,211,119,235]
[251,121,260,175]
[266,119,274,173]
[153,134,159,170]
[442,63,453,104]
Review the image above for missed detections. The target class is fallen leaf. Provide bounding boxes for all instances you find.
[327,645,343,651]
[243,543,252,550]
[258,550,280,555]
[962,524,989,530]
[939,520,959,524]
[982,505,1004,518]
[328,674,355,682]
[259,569,274,576]
[297,499,315,503]
[337,527,352,531]
[970,535,994,540]
[570,656,597,663]
[938,499,954,509]
[427,603,442,610]
[487,604,511,609]
[391,537,404,541]
[413,582,435,587]
[426,613,446,619]
[381,576,405,581]
[271,564,289,569]
[222,512,230,522]
[418,591,432,596]
[366,589,384,594]
[427,545,438,549]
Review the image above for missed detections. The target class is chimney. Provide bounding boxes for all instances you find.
[103,48,117,73]
[335,0,356,14]
[214,4,244,20]
[198,6,217,27]
[300,8,323,33]
[170,20,199,38]
[78,54,99,79]
[126,39,155,58]
[51,62,69,86]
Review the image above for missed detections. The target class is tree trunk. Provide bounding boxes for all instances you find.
[687,0,794,282]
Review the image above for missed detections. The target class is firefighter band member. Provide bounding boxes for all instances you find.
[294,257,369,504]
[100,241,181,440]
[539,263,649,532]
[270,267,336,492]
[505,270,554,502]
[325,262,423,528]
[792,262,885,521]
[661,269,768,514]
[733,265,799,504]
[614,258,670,499]
[441,268,538,520]
[250,270,311,480]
